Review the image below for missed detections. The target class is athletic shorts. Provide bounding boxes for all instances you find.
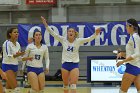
[2,64,18,72]
[27,66,44,75]
[125,63,140,76]
[62,62,79,71]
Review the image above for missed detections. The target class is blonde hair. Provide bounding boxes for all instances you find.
[75,31,79,38]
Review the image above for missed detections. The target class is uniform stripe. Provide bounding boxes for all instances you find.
[5,40,9,55]
[132,36,136,48]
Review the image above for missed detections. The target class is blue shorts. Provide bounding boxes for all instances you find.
[62,62,79,71]
[125,63,140,76]
[27,66,44,75]
[2,64,18,72]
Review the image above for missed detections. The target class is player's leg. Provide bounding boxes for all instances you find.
[5,70,17,90]
[28,72,39,93]
[61,68,70,93]
[119,73,135,93]
[134,75,140,93]
[69,68,79,93]
[2,64,18,92]
[0,80,4,93]
[38,72,45,93]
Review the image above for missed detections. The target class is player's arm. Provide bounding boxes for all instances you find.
[44,46,50,74]
[21,45,33,71]
[21,57,33,61]
[19,45,32,65]
[78,28,101,45]
[22,45,33,61]
[122,36,140,62]
[117,36,140,67]
[13,46,25,58]
[130,37,140,59]
[5,42,23,58]
[17,45,33,62]
[41,16,64,43]
[117,52,126,58]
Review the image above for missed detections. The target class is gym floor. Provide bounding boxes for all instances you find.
[17,81,137,93]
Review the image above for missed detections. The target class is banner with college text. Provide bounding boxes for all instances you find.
[18,22,130,47]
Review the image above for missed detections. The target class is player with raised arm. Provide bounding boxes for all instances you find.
[41,16,101,93]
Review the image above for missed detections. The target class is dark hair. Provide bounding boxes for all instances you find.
[33,29,44,44]
[127,18,140,37]
[7,27,17,39]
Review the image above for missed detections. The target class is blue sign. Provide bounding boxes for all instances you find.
[18,22,130,47]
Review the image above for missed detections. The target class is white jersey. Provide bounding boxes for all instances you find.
[46,26,97,64]
[24,43,50,69]
[126,33,140,67]
[2,40,21,65]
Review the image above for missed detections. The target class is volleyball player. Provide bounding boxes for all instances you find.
[24,30,50,93]
[2,28,33,93]
[117,18,140,93]
[41,16,101,93]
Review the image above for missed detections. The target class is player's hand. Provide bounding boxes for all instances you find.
[22,57,33,61]
[95,28,101,35]
[41,16,48,27]
[16,51,25,56]
[27,57,33,61]
[116,61,124,67]
[45,68,49,74]
[117,52,124,59]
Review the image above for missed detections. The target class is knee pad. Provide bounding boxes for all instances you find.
[13,87,20,93]
[70,84,77,90]
[2,87,5,93]
[119,89,127,93]
[5,89,14,93]
[63,85,69,90]
[39,89,45,93]
[29,89,38,93]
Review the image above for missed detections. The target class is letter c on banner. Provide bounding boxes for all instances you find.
[44,26,60,46]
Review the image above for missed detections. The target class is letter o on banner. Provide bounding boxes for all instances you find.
[28,26,41,38]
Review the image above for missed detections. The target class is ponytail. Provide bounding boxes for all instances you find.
[137,25,140,37]
[126,18,140,37]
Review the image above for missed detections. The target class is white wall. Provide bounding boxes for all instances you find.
[67,5,140,22]
[0,0,140,23]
